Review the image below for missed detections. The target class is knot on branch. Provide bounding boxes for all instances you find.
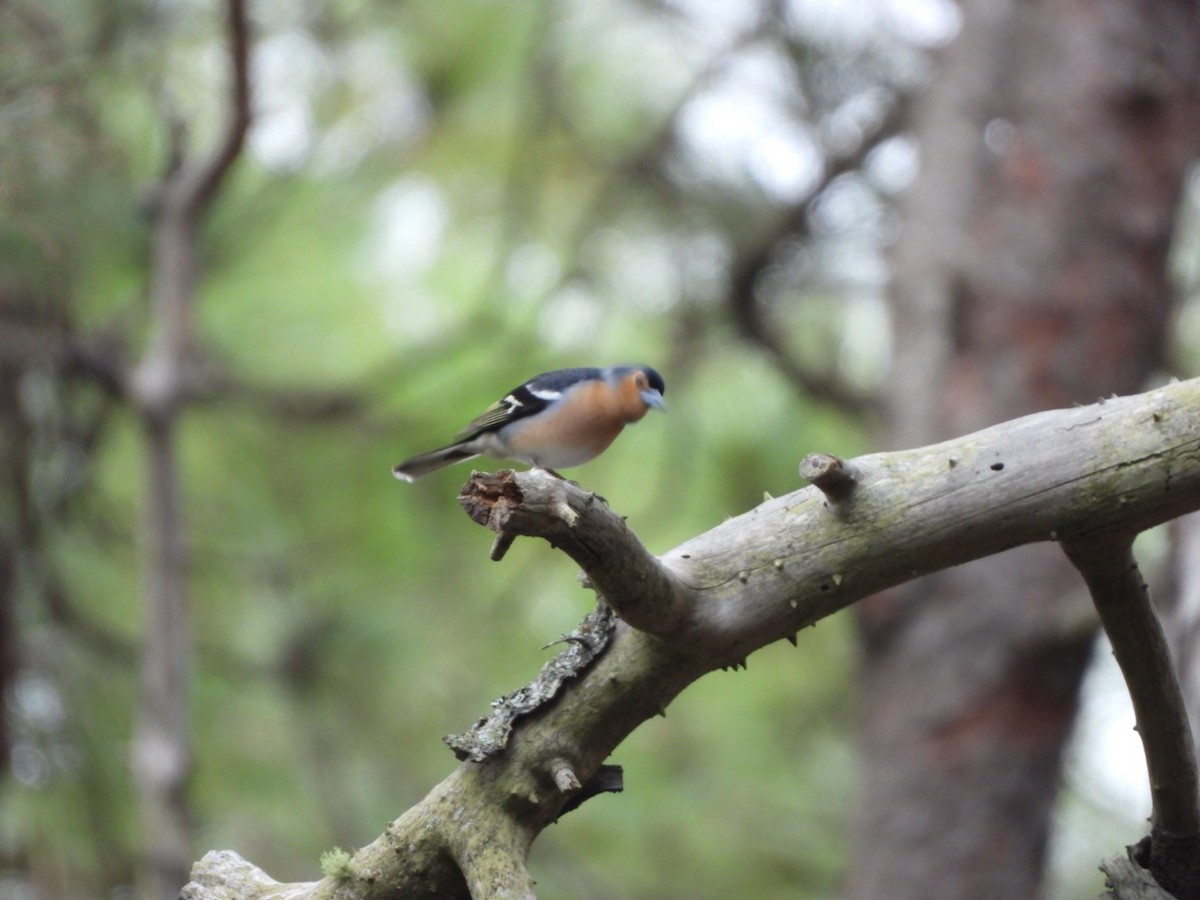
[800,452,860,505]
[1143,830,1200,900]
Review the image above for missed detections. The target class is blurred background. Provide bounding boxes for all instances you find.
[1,0,1199,897]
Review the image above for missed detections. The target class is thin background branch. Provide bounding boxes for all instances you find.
[129,0,251,896]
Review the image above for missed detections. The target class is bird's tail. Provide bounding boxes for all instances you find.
[392,443,478,482]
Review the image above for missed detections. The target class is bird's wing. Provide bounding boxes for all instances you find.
[457,368,602,438]
[458,393,532,435]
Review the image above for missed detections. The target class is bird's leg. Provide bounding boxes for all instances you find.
[529,463,605,504]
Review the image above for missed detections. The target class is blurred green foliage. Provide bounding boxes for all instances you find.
[3,0,1171,897]
[0,1,868,896]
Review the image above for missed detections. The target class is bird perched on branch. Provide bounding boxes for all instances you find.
[392,365,666,482]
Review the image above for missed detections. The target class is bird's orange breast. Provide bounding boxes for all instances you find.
[504,380,627,468]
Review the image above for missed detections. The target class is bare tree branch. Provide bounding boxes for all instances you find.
[1064,538,1200,899]
[132,0,251,418]
[724,94,908,417]
[186,376,1200,898]
[459,474,690,636]
[1099,852,1177,900]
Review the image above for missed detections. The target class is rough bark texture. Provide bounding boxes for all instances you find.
[849,0,1200,897]
[183,377,1200,898]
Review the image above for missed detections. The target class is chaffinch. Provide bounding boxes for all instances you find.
[392,365,666,481]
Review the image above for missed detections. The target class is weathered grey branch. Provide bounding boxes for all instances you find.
[1099,851,1176,900]
[1065,540,1200,830]
[185,377,1200,899]
[452,828,536,900]
[1064,538,1200,898]
[458,471,693,636]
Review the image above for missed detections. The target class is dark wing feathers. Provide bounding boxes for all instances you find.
[458,395,527,436]
[457,368,602,438]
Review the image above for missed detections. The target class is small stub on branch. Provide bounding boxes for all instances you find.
[550,759,582,793]
[800,452,860,504]
[490,532,517,561]
[555,764,624,820]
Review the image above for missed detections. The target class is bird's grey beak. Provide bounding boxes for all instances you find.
[642,389,666,412]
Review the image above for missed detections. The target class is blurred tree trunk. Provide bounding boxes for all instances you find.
[130,3,250,895]
[0,353,22,767]
[846,0,1200,897]
[130,166,205,900]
